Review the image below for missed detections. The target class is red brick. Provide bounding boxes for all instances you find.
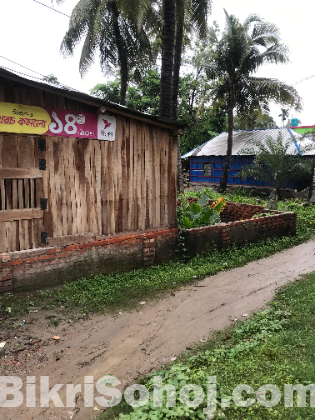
[121,235,134,242]
[0,273,12,281]
[76,249,87,254]
[143,233,157,239]
[25,257,38,264]
[95,239,108,247]
[46,247,62,255]
[64,244,79,252]
[0,269,11,280]
[11,259,24,266]
[56,252,69,259]
[38,254,55,261]
[0,262,11,269]
[79,242,95,249]
[124,238,137,245]
[108,237,124,244]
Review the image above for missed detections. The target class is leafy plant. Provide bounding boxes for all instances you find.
[177,194,225,229]
[239,134,315,199]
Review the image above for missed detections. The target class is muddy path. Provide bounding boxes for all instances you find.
[1,240,315,420]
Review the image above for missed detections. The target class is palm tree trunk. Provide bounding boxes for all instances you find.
[112,0,128,106]
[171,14,183,120]
[172,11,184,193]
[159,0,176,119]
[219,89,234,191]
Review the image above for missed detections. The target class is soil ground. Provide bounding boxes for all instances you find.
[1,240,315,420]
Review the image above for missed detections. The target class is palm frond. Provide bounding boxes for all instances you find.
[246,77,302,111]
[61,0,102,57]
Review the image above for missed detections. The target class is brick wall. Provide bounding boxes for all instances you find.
[0,201,297,294]
[0,228,178,293]
[183,211,296,257]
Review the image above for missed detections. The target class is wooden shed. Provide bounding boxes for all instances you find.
[0,68,181,292]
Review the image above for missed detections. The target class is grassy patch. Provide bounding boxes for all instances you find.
[0,199,314,320]
[96,271,315,419]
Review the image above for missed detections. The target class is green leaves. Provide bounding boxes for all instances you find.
[177,194,225,229]
[238,134,314,199]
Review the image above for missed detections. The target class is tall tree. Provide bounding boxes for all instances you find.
[171,0,211,120]
[158,0,211,192]
[202,11,302,191]
[60,0,151,105]
[158,0,211,120]
[234,109,276,130]
[278,108,290,127]
[159,0,176,119]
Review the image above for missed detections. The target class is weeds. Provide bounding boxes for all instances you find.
[98,271,315,419]
[0,198,314,319]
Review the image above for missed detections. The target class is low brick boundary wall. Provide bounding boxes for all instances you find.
[183,212,296,257]
[0,228,178,293]
[0,201,297,293]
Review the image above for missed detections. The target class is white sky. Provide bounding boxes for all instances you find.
[1,0,315,127]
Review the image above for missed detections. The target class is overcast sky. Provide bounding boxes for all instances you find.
[1,0,315,127]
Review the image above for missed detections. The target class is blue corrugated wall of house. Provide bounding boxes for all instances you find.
[188,155,307,189]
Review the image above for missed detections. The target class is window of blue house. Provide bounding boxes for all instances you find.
[203,163,212,176]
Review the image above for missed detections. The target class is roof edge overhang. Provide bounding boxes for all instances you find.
[0,68,186,131]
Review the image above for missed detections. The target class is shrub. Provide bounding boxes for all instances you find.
[177,194,226,229]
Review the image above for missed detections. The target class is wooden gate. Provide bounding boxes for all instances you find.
[0,135,44,252]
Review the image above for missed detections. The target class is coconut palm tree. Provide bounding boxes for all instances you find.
[171,0,211,120]
[278,108,289,127]
[159,0,212,120]
[60,0,152,105]
[202,10,302,191]
[158,0,211,193]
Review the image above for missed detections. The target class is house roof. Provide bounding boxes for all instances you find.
[0,67,185,131]
[182,127,315,158]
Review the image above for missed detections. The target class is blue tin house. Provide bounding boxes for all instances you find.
[182,128,315,189]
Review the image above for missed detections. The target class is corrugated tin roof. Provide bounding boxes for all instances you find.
[0,67,185,130]
[182,128,315,158]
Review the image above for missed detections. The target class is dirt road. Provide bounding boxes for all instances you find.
[2,240,315,420]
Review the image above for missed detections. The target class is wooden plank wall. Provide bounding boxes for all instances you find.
[0,78,177,252]
[0,135,44,252]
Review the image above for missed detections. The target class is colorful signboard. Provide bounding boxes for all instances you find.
[0,102,116,141]
[291,125,315,142]
[0,102,51,135]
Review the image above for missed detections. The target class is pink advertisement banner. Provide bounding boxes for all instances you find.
[0,102,116,141]
[45,109,116,141]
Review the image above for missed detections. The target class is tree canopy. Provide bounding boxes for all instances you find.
[198,10,302,191]
[239,135,314,199]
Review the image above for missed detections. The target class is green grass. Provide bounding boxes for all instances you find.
[97,271,315,419]
[0,197,314,320]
